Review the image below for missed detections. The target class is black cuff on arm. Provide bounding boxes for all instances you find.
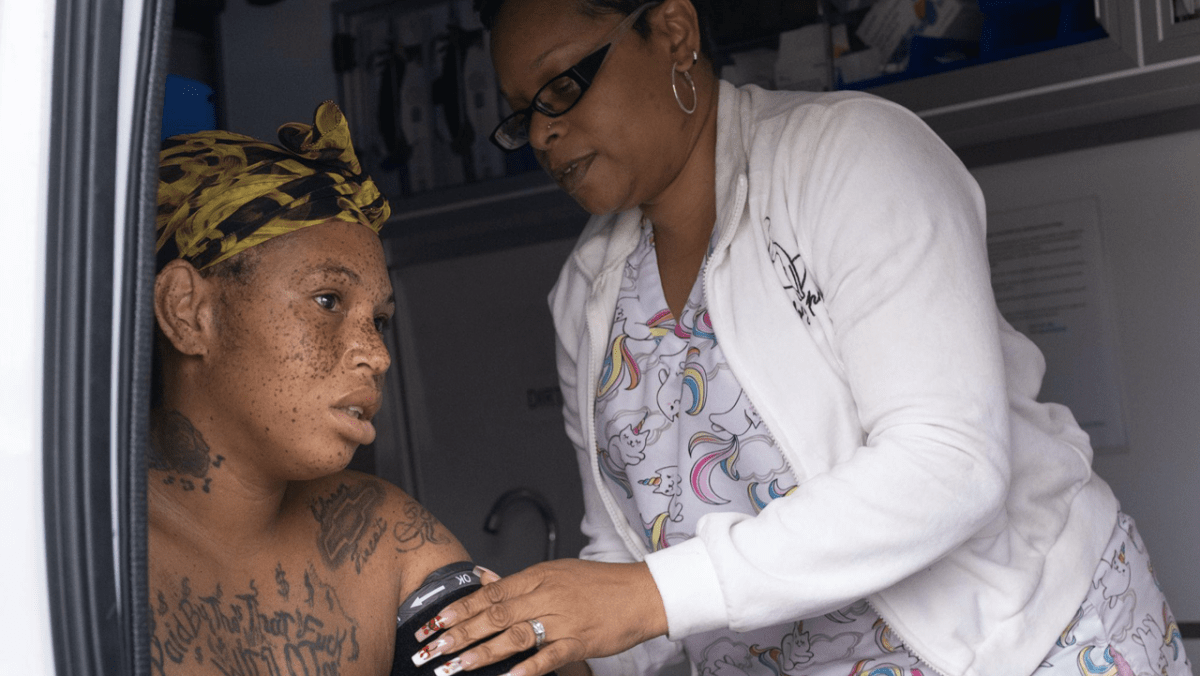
[393,562,546,676]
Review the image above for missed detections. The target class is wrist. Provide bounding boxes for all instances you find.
[629,561,669,640]
[643,539,728,639]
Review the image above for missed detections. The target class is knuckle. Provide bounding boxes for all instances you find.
[512,655,547,676]
[539,642,569,663]
[449,616,485,646]
[481,581,509,603]
[469,639,498,663]
[447,627,472,648]
[561,637,588,658]
[527,647,566,676]
[509,619,535,646]
[484,602,514,626]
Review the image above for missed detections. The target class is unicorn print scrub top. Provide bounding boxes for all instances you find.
[593,220,904,675]
[591,220,1191,676]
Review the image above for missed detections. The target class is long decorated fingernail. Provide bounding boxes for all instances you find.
[434,657,464,676]
[415,614,451,641]
[412,638,452,667]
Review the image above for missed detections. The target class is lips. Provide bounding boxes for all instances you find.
[335,388,381,420]
[551,152,595,194]
[332,388,382,445]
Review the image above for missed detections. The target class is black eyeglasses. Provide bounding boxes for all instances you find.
[489,3,657,152]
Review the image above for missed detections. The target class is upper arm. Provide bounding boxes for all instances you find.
[304,470,471,609]
[797,99,1010,473]
[383,485,472,603]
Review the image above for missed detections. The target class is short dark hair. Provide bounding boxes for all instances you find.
[197,249,259,285]
[473,0,713,59]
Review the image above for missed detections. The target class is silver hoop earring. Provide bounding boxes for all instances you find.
[672,65,697,115]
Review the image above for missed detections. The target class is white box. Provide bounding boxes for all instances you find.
[856,0,919,62]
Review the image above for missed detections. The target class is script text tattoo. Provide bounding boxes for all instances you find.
[149,567,361,676]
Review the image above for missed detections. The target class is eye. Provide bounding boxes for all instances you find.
[374,315,390,333]
[315,293,340,311]
[548,77,578,99]
[538,77,580,113]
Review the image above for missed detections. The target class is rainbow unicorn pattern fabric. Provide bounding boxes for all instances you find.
[593,221,1191,676]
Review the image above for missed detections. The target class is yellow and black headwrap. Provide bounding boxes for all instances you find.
[156,101,390,272]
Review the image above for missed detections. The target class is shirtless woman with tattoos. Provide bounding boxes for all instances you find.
[147,102,473,675]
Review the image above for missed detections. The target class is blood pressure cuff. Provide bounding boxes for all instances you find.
[394,561,543,676]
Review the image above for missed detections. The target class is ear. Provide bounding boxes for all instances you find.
[154,259,218,357]
[653,0,702,72]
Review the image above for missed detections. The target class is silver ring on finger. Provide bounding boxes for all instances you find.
[527,618,546,649]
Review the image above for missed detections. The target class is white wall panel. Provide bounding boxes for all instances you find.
[972,128,1200,625]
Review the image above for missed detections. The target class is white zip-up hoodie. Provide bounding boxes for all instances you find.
[548,81,1119,676]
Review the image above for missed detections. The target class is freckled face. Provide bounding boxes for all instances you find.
[490,0,693,215]
[202,221,394,481]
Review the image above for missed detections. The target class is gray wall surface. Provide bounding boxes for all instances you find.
[971,128,1200,654]
[219,0,340,142]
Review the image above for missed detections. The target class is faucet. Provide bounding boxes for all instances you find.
[483,488,558,561]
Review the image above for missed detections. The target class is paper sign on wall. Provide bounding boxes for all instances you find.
[987,198,1128,453]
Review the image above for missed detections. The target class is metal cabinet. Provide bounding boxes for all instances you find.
[1140,0,1200,63]
[860,0,1200,153]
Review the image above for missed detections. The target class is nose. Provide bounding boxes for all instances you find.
[527,110,561,151]
[347,315,391,376]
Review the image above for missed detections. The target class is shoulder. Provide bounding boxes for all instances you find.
[296,470,471,597]
[730,87,970,219]
[735,86,934,162]
[729,82,914,130]
[548,209,640,344]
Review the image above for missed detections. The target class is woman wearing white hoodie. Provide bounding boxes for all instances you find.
[404,2,1191,676]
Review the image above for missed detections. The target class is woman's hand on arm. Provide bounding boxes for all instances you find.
[410,559,667,676]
